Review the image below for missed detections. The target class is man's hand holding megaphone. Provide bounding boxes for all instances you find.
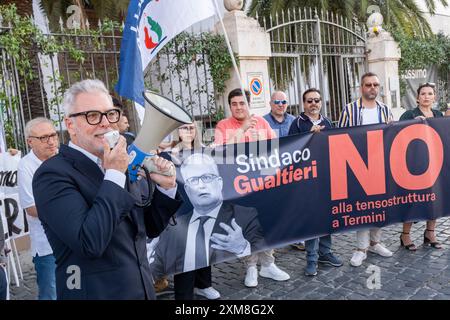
[103,135,129,173]
[145,155,176,190]
[104,130,176,190]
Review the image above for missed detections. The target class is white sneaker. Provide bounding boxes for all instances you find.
[350,251,367,267]
[368,243,393,257]
[194,287,221,300]
[244,266,258,287]
[259,263,290,281]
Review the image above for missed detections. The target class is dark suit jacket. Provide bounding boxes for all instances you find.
[32,144,182,300]
[152,202,266,276]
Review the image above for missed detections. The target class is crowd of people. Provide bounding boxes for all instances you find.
[0,72,448,300]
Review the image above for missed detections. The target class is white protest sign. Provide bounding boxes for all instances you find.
[0,152,28,239]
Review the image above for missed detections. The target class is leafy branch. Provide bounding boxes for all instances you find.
[391,29,450,110]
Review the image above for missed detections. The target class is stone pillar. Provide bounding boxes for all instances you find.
[214,3,272,117]
[367,31,403,120]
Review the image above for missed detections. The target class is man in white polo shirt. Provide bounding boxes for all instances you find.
[18,117,59,300]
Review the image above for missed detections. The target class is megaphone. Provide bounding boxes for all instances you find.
[127,90,193,182]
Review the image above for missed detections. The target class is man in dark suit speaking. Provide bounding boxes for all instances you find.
[151,153,265,277]
[32,79,182,300]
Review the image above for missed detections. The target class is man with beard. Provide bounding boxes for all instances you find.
[338,72,394,267]
[263,91,296,138]
[288,88,342,276]
[18,118,60,299]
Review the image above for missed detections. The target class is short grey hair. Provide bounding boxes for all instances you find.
[25,117,54,139]
[62,79,112,115]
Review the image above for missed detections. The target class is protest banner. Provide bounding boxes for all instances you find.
[151,117,450,276]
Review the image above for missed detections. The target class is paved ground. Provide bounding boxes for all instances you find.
[8,219,450,300]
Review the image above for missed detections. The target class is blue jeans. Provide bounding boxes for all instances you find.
[0,266,7,300]
[305,235,332,263]
[32,254,56,300]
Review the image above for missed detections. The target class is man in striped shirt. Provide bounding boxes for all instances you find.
[337,72,394,267]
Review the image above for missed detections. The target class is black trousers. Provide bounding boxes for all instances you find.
[173,266,212,300]
[0,266,7,300]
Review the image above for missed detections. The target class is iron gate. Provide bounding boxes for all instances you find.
[261,8,368,123]
[0,26,218,152]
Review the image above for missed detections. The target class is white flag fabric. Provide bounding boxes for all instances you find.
[116,0,216,105]
[138,0,216,70]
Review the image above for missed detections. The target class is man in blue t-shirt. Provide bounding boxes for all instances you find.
[263,91,306,251]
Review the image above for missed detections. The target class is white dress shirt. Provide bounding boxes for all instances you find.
[17,150,53,257]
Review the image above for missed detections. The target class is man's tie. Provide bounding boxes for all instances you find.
[195,215,210,269]
[96,158,105,174]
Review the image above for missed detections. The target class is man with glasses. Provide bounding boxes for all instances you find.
[338,72,393,267]
[152,154,265,278]
[32,79,182,299]
[263,91,295,138]
[288,88,342,276]
[18,117,59,300]
[264,91,305,252]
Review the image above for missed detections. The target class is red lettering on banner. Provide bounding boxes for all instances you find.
[390,124,443,190]
[329,124,444,201]
[329,131,386,201]
[233,162,318,195]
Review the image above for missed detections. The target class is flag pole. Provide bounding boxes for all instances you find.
[212,0,250,110]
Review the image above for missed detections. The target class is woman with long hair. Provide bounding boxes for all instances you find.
[398,83,443,251]
[162,122,220,300]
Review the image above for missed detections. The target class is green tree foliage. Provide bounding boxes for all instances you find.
[246,0,448,38]
[39,0,129,31]
[394,32,450,72]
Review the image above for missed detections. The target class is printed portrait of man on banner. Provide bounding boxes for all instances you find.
[150,153,266,276]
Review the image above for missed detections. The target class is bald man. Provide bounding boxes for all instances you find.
[263,90,296,138]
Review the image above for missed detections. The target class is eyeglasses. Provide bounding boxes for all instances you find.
[68,109,121,125]
[185,173,218,185]
[273,100,287,105]
[29,132,58,144]
[305,98,321,104]
[179,126,195,132]
[363,83,380,88]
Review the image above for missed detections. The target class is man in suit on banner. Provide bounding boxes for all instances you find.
[33,79,182,300]
[0,215,7,300]
[152,153,266,278]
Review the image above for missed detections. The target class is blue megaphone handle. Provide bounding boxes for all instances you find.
[127,143,154,182]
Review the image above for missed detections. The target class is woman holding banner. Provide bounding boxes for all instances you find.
[399,82,443,250]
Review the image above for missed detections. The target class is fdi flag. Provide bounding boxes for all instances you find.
[115,0,216,105]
